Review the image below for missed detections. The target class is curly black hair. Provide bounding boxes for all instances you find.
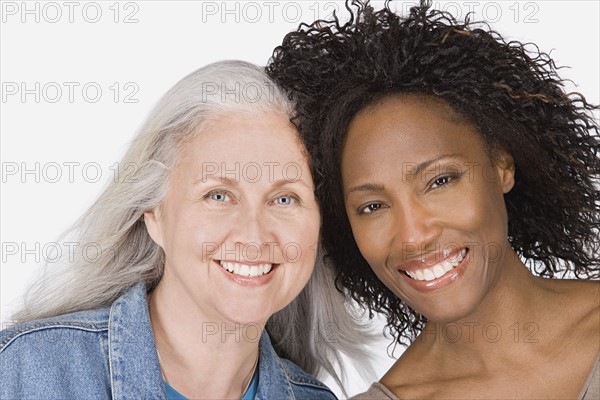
[266,0,600,346]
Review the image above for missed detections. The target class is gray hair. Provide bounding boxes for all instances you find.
[11,60,373,393]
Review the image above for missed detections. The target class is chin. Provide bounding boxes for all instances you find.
[214,303,269,326]
[228,311,271,327]
[417,296,482,325]
[427,310,472,325]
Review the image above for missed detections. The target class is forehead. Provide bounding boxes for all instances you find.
[341,95,487,179]
[346,94,481,145]
[182,112,305,161]
[366,94,465,123]
[350,94,470,136]
[172,111,313,185]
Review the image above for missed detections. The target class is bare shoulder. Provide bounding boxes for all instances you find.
[541,278,599,351]
[541,278,598,312]
[546,279,599,395]
[574,279,600,318]
[571,280,600,341]
[378,338,444,399]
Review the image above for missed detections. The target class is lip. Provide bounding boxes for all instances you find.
[397,247,469,292]
[214,260,278,287]
[397,247,465,271]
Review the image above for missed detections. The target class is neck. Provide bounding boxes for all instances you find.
[422,247,549,367]
[148,283,261,399]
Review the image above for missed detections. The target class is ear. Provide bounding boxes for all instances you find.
[144,207,164,248]
[495,149,515,194]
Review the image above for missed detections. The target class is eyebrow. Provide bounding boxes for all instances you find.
[345,154,460,195]
[195,176,313,190]
[194,176,238,186]
[347,183,385,194]
[272,177,313,190]
[408,154,460,178]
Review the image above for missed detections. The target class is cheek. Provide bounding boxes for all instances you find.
[300,225,321,282]
[483,191,510,240]
[194,213,234,240]
[296,217,321,260]
[162,208,230,261]
[268,209,320,267]
[452,183,509,244]
[348,216,387,269]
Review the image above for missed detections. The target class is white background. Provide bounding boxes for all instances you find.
[1,1,598,397]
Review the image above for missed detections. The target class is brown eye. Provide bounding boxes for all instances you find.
[433,176,450,187]
[429,172,463,190]
[359,203,383,215]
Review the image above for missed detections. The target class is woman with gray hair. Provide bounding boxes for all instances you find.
[0,60,370,399]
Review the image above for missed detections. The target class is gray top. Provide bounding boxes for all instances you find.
[352,354,600,400]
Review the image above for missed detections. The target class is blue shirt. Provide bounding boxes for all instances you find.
[244,371,259,400]
[0,282,336,399]
[164,370,258,400]
[164,382,188,400]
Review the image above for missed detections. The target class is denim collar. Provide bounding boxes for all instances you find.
[255,328,295,399]
[108,282,165,399]
[107,282,319,400]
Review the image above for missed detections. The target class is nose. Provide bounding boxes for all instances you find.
[391,198,443,257]
[229,205,276,261]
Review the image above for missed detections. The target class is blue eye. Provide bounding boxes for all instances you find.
[207,191,230,202]
[274,195,297,206]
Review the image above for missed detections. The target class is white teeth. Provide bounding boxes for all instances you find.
[415,269,425,280]
[405,249,468,282]
[441,260,454,273]
[423,269,436,281]
[219,261,273,277]
[433,264,445,279]
[449,248,467,266]
[223,262,234,273]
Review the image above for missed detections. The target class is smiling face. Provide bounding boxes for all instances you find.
[144,111,320,325]
[341,95,515,323]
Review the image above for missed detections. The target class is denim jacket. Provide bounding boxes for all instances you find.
[0,282,337,400]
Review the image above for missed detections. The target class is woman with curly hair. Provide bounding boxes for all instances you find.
[267,1,599,398]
